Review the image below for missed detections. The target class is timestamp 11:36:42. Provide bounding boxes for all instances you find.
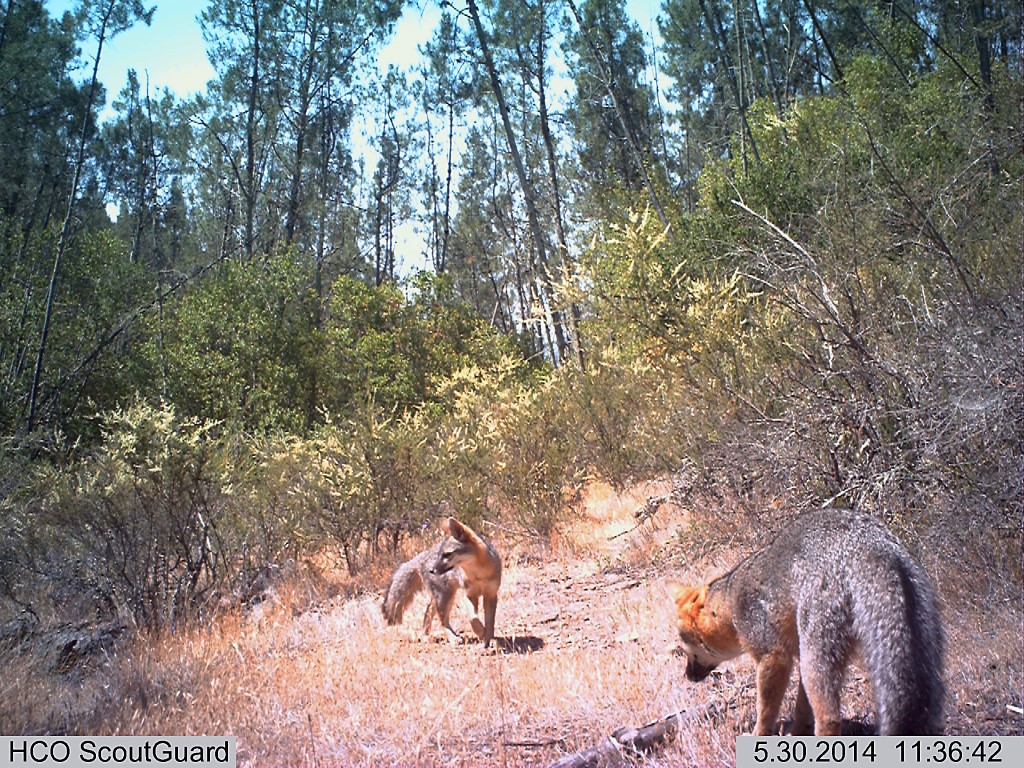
[737,736,1020,767]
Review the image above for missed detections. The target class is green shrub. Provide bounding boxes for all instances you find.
[10,403,306,631]
[17,404,232,630]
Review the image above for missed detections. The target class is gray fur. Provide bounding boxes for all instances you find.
[712,509,945,735]
[381,542,463,637]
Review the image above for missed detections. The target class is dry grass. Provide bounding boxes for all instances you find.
[1,480,1021,765]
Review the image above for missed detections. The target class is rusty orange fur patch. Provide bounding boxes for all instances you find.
[670,582,741,653]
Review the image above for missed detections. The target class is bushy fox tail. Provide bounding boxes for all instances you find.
[382,560,425,625]
[858,554,946,735]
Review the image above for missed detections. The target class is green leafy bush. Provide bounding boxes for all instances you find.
[150,252,320,434]
[574,53,1021,536]
[18,403,238,631]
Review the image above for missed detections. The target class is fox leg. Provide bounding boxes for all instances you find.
[481,595,498,649]
[754,652,793,735]
[792,678,815,735]
[423,582,462,644]
[436,587,463,645]
[799,656,844,736]
[467,594,486,641]
[798,612,850,736]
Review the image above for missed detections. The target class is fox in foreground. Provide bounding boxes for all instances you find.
[382,517,502,648]
[669,508,945,736]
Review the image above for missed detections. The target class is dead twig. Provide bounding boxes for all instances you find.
[504,737,568,749]
[609,495,671,540]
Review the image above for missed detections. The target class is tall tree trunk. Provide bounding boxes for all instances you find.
[243,0,262,259]
[732,0,748,176]
[441,98,455,273]
[284,0,320,246]
[696,0,761,168]
[27,1,115,432]
[2,174,52,404]
[315,89,331,318]
[534,0,584,367]
[565,0,671,229]
[802,0,843,82]
[465,0,567,362]
[422,88,440,271]
[751,0,783,118]
[144,75,169,398]
[420,65,455,275]
[969,0,1001,176]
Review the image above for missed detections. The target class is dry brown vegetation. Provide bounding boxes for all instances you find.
[1,478,1020,766]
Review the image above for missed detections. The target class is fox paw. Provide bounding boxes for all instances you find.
[469,618,486,640]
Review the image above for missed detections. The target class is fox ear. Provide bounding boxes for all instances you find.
[447,517,483,545]
[668,582,707,611]
[447,516,469,541]
[667,582,688,604]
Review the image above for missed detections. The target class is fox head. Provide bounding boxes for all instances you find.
[429,517,480,576]
[669,582,742,682]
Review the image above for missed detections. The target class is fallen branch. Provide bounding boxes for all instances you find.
[546,701,725,768]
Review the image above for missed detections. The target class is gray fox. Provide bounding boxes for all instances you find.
[669,508,945,736]
[382,517,502,648]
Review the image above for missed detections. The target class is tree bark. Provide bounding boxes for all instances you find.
[751,0,783,118]
[696,0,760,168]
[243,0,261,259]
[284,0,320,246]
[532,0,584,367]
[465,0,567,362]
[27,0,117,432]
[802,0,843,82]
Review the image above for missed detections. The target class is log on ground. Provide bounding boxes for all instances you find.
[546,701,725,768]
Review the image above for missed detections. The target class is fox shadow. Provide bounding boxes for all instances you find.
[425,629,545,653]
[779,718,876,736]
[491,634,546,654]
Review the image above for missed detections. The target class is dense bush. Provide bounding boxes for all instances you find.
[576,55,1022,542]
[4,405,240,631]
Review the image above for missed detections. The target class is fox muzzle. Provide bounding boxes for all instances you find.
[684,655,718,682]
[429,559,454,576]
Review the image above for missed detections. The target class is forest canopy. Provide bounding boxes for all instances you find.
[1,0,1020,630]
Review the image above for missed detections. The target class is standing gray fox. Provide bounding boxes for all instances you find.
[670,508,945,736]
[382,517,502,648]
